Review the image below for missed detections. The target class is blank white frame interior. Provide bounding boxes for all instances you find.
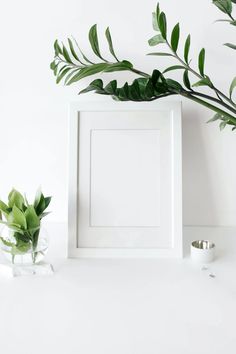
[68,101,182,258]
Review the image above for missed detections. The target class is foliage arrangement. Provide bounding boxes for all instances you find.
[51,0,236,130]
[0,189,51,263]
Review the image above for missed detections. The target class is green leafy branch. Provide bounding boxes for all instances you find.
[148,2,236,129]
[213,0,236,51]
[51,1,236,131]
[50,24,148,87]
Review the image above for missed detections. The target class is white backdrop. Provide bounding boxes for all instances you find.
[0,0,236,225]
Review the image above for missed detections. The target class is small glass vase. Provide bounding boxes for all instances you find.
[0,225,49,266]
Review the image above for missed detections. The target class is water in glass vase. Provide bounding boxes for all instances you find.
[0,225,49,265]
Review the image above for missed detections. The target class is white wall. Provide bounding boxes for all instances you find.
[0,0,236,225]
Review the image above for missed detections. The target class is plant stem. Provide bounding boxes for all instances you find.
[181,92,236,124]
[166,42,236,109]
[191,91,236,114]
[130,68,150,77]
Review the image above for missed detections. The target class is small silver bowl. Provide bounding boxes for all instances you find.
[191,240,215,263]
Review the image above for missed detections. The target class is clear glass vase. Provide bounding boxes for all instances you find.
[0,225,49,265]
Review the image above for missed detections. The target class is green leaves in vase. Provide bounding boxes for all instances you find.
[0,188,52,256]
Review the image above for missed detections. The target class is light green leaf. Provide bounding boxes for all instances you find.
[198,48,205,76]
[148,34,165,46]
[171,23,180,52]
[105,27,119,61]
[25,206,40,230]
[0,237,15,248]
[152,12,159,31]
[207,113,224,123]
[192,77,212,87]
[9,206,27,229]
[184,34,191,64]
[8,189,25,210]
[13,240,31,254]
[229,77,236,98]
[0,200,9,214]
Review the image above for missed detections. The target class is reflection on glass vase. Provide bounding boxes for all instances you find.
[0,225,49,265]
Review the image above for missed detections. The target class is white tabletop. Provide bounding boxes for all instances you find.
[0,223,236,354]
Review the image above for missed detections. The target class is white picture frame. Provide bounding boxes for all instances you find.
[68,101,182,258]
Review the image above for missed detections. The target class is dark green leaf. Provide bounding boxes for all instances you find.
[166,79,183,92]
[14,232,31,243]
[62,45,73,64]
[224,43,236,49]
[148,34,165,46]
[184,34,191,64]
[198,48,205,76]
[53,63,59,76]
[89,24,105,60]
[56,67,71,84]
[79,79,104,94]
[163,65,185,74]
[207,113,224,123]
[214,19,231,22]
[171,23,180,52]
[220,120,227,130]
[105,27,119,61]
[68,38,81,62]
[147,52,173,57]
[66,63,108,85]
[229,77,236,98]
[64,69,80,85]
[71,36,94,64]
[158,12,167,40]
[183,70,191,90]
[44,197,52,210]
[54,40,63,55]
[50,61,56,70]
[213,0,232,14]
[104,80,117,94]
[103,61,133,72]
